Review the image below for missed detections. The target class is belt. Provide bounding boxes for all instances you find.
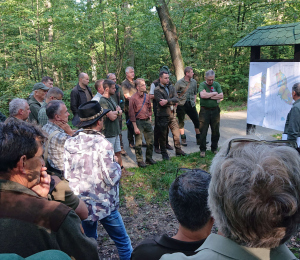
[201,106,218,110]
[136,118,149,121]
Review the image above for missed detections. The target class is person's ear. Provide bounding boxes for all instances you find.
[54,113,60,121]
[17,155,27,174]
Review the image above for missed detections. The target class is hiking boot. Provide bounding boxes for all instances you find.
[176,149,187,156]
[146,158,157,165]
[166,144,173,150]
[181,134,187,146]
[200,151,206,158]
[196,134,201,145]
[162,153,170,160]
[120,147,127,156]
[137,161,147,168]
[122,167,134,177]
[154,147,161,154]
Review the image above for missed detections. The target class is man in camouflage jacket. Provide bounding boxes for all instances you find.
[64,101,133,260]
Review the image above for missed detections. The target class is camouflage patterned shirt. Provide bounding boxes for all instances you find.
[64,129,121,221]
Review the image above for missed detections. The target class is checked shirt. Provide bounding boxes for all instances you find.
[42,122,70,171]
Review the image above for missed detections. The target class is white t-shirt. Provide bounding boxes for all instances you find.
[149,83,156,95]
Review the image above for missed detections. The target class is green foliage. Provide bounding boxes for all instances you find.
[1,0,300,111]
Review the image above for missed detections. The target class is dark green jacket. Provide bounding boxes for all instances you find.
[111,84,125,111]
[28,95,42,122]
[284,99,300,141]
[0,179,98,260]
[100,96,120,138]
[0,111,6,122]
[161,234,296,260]
[154,83,178,117]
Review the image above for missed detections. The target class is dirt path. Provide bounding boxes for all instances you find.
[97,201,178,259]
[121,111,282,168]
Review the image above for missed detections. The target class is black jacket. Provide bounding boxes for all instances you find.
[70,84,93,116]
[0,111,6,122]
[154,83,178,117]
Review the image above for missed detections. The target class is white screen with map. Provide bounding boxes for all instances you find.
[247,62,300,131]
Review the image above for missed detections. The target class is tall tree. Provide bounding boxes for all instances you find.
[156,0,184,80]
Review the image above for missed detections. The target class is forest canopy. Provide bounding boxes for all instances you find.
[0,0,299,113]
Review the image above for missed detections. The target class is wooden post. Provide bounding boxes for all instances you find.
[247,46,261,134]
[294,44,300,61]
[250,46,260,62]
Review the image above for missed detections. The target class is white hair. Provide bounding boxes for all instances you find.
[205,70,215,77]
[209,138,300,248]
[125,66,134,73]
[9,98,28,116]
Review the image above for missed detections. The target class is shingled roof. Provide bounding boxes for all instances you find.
[233,22,300,47]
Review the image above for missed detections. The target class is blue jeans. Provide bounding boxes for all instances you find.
[82,210,133,260]
[82,219,98,239]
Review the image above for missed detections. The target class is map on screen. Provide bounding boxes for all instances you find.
[247,62,300,131]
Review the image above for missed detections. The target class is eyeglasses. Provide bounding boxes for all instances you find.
[225,138,298,156]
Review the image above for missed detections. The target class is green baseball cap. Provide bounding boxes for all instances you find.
[32,82,49,91]
[160,66,171,75]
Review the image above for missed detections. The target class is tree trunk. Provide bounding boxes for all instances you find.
[114,13,126,80]
[100,0,108,74]
[2,20,8,70]
[102,19,108,74]
[36,0,44,77]
[91,53,97,81]
[156,0,184,80]
[45,0,53,42]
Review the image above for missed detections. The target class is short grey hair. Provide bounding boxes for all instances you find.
[107,73,116,79]
[9,98,28,116]
[209,138,300,248]
[292,83,300,97]
[46,100,64,119]
[125,66,134,73]
[46,87,64,99]
[205,70,215,77]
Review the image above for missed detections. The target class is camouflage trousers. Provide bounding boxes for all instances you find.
[135,119,154,162]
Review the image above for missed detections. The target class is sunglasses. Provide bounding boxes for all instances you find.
[225,138,298,156]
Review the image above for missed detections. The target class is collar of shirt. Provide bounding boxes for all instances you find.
[293,99,300,106]
[0,179,40,198]
[46,121,65,133]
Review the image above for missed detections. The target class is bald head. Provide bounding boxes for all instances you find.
[78,73,89,88]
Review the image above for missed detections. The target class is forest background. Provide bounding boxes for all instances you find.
[0,0,299,115]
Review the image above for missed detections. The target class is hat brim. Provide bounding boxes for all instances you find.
[76,108,110,128]
[40,86,50,90]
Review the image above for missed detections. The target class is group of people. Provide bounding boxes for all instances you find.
[0,66,224,168]
[1,67,300,260]
[67,66,224,168]
[1,117,300,260]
